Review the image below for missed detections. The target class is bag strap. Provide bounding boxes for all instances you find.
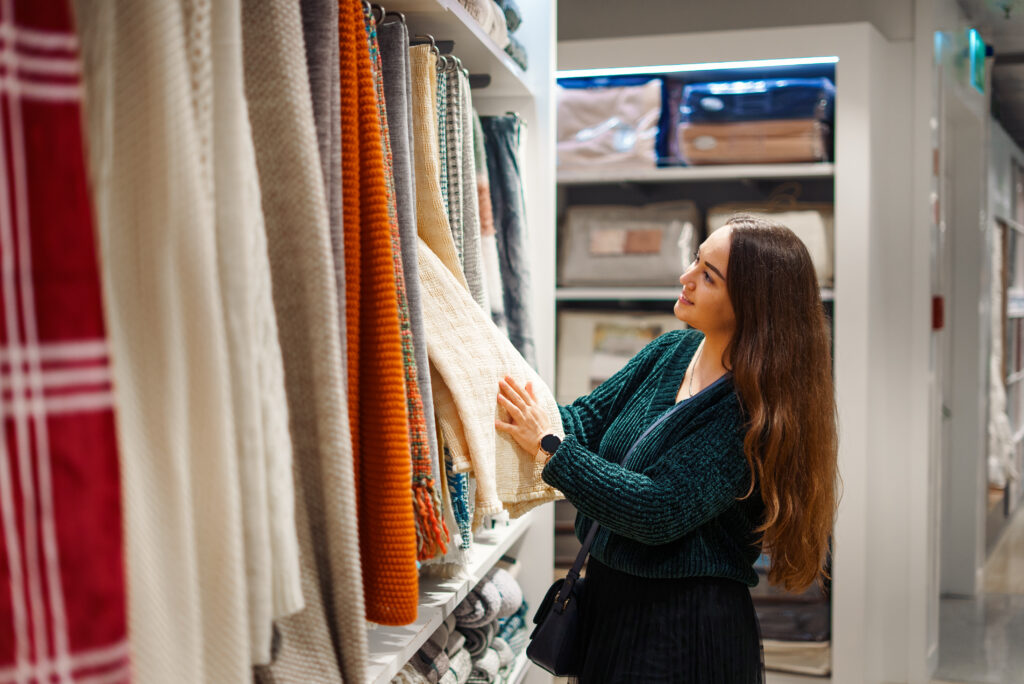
[552,398,691,608]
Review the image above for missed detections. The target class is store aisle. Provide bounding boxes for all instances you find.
[934,504,1024,684]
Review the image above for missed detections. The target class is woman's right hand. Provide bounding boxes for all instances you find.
[495,376,551,460]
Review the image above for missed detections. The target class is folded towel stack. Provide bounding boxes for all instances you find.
[394,567,530,684]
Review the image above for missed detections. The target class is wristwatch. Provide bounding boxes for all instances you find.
[539,433,562,456]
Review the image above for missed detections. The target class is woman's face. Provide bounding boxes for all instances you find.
[674,226,736,336]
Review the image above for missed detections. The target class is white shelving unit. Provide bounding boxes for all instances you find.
[364,2,557,683]
[559,23,924,684]
[557,162,834,185]
[387,0,532,97]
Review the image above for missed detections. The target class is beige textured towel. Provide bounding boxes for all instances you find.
[418,238,562,523]
[75,1,250,681]
[242,0,368,681]
[410,45,468,290]
[210,0,303,664]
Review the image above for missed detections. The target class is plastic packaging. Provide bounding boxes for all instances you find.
[557,80,662,170]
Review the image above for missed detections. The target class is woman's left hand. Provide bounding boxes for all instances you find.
[495,376,551,458]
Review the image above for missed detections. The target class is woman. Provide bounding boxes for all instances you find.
[496,214,838,683]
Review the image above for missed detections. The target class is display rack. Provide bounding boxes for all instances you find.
[363,1,556,682]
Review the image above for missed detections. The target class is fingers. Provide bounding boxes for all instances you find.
[502,376,532,407]
[497,393,525,421]
[525,382,537,401]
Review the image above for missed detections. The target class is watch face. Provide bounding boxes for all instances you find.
[541,434,562,454]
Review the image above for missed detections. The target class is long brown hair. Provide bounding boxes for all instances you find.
[724,214,838,592]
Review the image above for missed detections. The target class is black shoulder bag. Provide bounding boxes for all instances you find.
[527,399,688,676]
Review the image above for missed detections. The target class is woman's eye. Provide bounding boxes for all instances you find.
[703,271,713,284]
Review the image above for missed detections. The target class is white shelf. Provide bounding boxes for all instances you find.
[556,286,835,302]
[386,0,532,97]
[556,163,835,185]
[556,286,680,301]
[365,510,536,684]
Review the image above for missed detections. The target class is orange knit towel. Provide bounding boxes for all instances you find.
[340,0,419,626]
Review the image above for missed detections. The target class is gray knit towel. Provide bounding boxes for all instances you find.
[458,620,498,659]
[485,567,522,619]
[469,647,500,681]
[449,648,473,684]
[391,662,430,684]
[411,636,449,684]
[504,625,529,658]
[454,578,502,627]
[490,637,513,668]
[446,629,466,656]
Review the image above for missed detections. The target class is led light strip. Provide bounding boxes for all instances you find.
[556,56,838,79]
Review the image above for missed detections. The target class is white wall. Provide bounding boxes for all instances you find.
[556,0,913,42]
[990,121,1024,221]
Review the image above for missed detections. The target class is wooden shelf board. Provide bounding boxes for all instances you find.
[557,163,835,185]
[365,510,536,684]
[386,0,532,97]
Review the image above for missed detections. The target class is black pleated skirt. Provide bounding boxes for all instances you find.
[571,558,765,684]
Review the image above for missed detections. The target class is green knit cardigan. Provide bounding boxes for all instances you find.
[542,328,765,586]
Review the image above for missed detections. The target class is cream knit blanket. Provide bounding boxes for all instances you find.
[418,238,561,523]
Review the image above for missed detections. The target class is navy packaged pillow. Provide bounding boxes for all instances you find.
[682,77,835,124]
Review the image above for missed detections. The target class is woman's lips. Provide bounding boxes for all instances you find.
[679,291,694,305]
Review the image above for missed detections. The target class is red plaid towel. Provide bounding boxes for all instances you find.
[0,2,129,683]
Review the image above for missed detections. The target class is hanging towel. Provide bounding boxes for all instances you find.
[440,421,475,550]
[455,71,489,310]
[0,5,129,682]
[364,6,448,562]
[340,0,419,626]
[208,0,304,663]
[443,63,465,266]
[418,238,562,521]
[473,112,507,331]
[379,16,446,543]
[410,45,468,289]
[302,0,343,271]
[254,476,345,684]
[76,1,251,681]
[244,0,369,680]
[480,115,536,367]
[426,420,473,572]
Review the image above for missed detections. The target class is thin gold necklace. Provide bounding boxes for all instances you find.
[688,341,705,397]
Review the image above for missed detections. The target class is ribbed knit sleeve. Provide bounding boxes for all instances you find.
[543,418,751,546]
[558,331,683,453]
